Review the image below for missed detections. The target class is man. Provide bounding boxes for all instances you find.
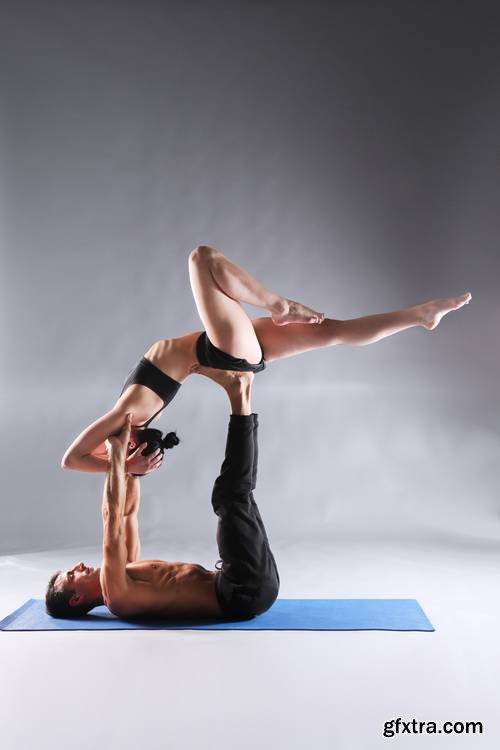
[45,368,280,621]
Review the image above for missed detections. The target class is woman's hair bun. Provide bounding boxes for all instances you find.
[134,427,180,456]
[162,431,180,450]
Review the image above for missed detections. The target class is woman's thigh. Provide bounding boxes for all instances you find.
[252,317,341,362]
[189,249,262,363]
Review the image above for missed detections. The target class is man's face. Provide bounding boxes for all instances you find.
[56,562,100,607]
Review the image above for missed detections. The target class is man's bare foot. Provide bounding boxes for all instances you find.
[191,364,254,393]
[192,365,253,415]
[417,292,472,330]
[271,298,325,326]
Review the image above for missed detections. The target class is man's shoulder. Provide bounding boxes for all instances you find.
[104,583,139,618]
[106,598,137,618]
[103,571,162,617]
[100,565,132,609]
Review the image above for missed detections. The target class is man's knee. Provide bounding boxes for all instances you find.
[211,482,252,515]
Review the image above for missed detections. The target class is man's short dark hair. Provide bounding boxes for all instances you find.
[45,570,94,619]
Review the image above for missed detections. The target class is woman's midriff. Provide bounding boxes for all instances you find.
[144,332,202,383]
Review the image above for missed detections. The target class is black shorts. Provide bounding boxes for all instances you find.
[212,414,279,619]
[196,332,266,374]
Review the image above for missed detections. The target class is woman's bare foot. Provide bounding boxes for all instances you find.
[271,298,325,326]
[417,292,472,330]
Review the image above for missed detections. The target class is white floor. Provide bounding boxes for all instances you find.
[1,539,499,750]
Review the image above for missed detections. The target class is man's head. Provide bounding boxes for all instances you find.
[45,562,102,618]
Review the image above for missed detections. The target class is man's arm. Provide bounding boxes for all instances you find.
[124,476,141,563]
[100,415,132,607]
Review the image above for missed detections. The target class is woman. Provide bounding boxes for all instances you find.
[62,245,471,475]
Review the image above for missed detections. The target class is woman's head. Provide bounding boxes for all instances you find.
[128,427,180,475]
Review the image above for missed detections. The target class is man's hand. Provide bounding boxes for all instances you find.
[108,413,133,461]
[125,444,163,476]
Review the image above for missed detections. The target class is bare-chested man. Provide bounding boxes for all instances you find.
[45,368,280,621]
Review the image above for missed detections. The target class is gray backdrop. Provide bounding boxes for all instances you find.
[1,0,498,555]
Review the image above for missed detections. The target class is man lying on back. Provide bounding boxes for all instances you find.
[45,368,279,620]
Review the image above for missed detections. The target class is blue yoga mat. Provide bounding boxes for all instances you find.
[0,598,434,631]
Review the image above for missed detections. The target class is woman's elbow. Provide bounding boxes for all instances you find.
[61,451,77,470]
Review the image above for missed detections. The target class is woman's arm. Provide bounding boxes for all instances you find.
[62,408,129,473]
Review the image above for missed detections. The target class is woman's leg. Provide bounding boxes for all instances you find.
[252,293,471,362]
[188,245,324,363]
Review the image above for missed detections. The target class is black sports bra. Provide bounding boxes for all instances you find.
[120,357,181,427]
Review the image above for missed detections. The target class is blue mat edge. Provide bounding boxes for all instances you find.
[1,598,435,632]
[0,599,35,629]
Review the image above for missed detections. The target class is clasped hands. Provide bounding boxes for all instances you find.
[108,414,163,476]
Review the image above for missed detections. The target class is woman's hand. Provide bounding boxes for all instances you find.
[125,443,163,476]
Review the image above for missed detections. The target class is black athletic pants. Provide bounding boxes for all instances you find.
[212,413,280,619]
